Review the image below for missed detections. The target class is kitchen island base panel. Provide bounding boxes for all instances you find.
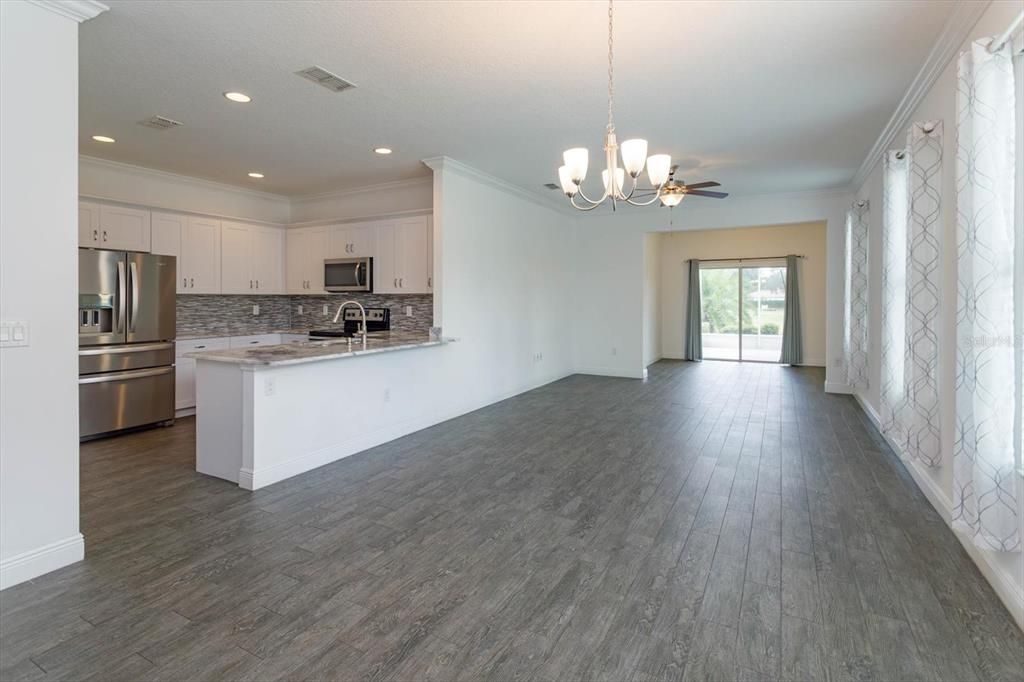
[195,342,466,490]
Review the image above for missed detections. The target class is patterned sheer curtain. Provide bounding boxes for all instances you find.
[843,201,869,388]
[904,121,943,467]
[952,38,1019,551]
[881,150,909,452]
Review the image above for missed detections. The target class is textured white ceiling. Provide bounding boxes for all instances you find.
[79,0,956,197]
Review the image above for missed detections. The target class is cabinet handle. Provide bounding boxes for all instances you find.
[428,276,432,288]
[102,230,108,242]
[183,277,187,288]
[394,278,398,288]
[256,280,259,289]
[399,278,403,288]
[93,229,98,242]
[190,277,194,288]
[250,280,253,289]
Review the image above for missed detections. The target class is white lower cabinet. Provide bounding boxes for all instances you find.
[175,337,229,410]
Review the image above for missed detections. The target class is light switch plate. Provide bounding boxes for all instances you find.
[405,306,413,317]
[252,304,260,316]
[0,320,29,348]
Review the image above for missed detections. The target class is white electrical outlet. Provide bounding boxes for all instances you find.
[252,304,260,316]
[323,304,329,316]
[383,387,391,402]
[264,376,275,396]
[405,306,413,317]
[611,347,617,356]
[297,304,304,315]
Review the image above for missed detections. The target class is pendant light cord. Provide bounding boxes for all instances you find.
[607,0,614,133]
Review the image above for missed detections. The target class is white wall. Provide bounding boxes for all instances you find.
[429,159,575,395]
[289,176,433,225]
[850,0,1024,624]
[80,156,291,224]
[0,1,85,588]
[657,222,828,365]
[642,233,661,368]
[572,190,850,381]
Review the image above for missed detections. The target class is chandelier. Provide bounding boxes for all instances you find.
[557,0,674,211]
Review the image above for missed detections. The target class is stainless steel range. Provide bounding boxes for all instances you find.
[78,249,176,439]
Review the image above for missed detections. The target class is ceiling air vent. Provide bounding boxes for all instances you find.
[139,115,183,130]
[543,183,560,190]
[295,66,356,93]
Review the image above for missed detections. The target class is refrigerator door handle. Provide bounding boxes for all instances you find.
[116,260,126,332]
[129,261,139,332]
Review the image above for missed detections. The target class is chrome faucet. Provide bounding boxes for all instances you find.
[332,300,367,345]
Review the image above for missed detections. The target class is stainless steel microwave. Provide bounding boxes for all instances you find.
[324,257,372,292]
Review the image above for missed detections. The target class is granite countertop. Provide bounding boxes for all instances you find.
[185,331,451,366]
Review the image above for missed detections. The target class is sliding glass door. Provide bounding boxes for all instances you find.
[699,263,787,362]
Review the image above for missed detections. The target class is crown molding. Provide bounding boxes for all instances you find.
[28,0,108,22]
[80,155,291,203]
[422,156,572,216]
[290,175,432,203]
[849,0,990,191]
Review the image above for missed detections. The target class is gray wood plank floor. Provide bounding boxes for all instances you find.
[1,361,1021,681]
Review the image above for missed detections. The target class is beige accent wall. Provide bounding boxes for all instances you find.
[658,221,827,365]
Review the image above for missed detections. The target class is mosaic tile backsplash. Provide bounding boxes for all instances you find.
[177,294,433,339]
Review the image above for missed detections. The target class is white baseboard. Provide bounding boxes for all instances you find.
[824,379,853,394]
[801,357,826,367]
[242,369,575,490]
[850,391,1024,630]
[0,534,84,590]
[574,365,646,379]
[175,406,196,418]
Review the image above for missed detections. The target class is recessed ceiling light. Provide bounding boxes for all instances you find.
[224,92,252,103]
[248,172,264,179]
[374,147,392,155]
[91,135,116,143]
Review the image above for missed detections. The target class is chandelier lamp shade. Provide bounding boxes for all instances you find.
[557,0,673,210]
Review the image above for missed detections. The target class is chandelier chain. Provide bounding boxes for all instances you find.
[607,0,614,132]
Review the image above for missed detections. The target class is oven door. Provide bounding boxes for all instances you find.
[324,257,372,292]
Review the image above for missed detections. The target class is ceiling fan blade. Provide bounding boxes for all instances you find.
[683,189,729,198]
[680,181,720,189]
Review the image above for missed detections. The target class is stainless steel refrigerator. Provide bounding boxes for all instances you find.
[78,249,176,439]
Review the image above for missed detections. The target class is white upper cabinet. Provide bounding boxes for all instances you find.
[286,227,328,294]
[98,205,151,251]
[78,201,151,251]
[150,212,187,292]
[329,222,375,258]
[220,221,284,294]
[374,215,431,294]
[183,216,221,293]
[79,202,100,247]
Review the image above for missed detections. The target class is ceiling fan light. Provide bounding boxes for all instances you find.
[620,139,648,177]
[647,154,671,187]
[602,167,625,196]
[660,187,684,208]
[558,166,578,197]
[563,148,589,184]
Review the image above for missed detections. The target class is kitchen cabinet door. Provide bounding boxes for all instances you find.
[396,216,430,293]
[427,216,434,291]
[251,226,283,293]
[307,227,329,292]
[220,221,253,294]
[98,205,151,252]
[373,222,399,293]
[286,229,309,294]
[183,216,221,293]
[151,212,186,292]
[346,223,375,257]
[79,202,100,247]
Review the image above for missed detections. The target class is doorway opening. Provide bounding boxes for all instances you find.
[699,263,787,362]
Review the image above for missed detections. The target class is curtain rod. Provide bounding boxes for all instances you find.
[687,255,805,263]
[990,10,1024,53]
